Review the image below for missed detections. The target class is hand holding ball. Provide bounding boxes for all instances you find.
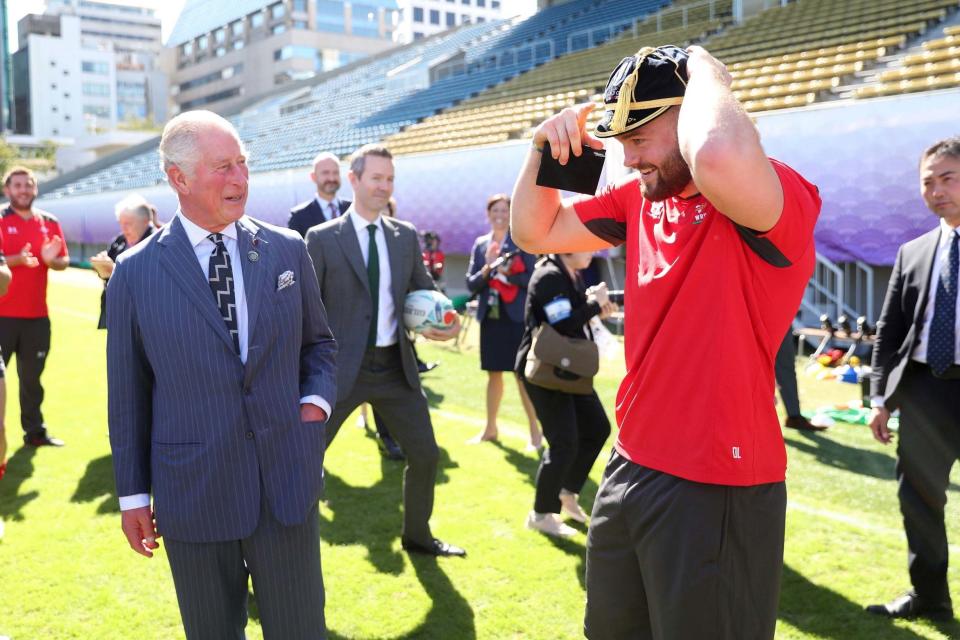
[403,290,457,333]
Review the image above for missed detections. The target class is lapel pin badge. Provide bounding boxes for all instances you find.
[248,250,260,262]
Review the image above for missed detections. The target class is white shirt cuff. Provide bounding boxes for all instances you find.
[300,395,331,419]
[870,395,885,410]
[119,493,151,511]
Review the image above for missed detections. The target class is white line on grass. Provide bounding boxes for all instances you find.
[432,408,530,443]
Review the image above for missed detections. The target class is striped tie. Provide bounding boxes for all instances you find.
[207,233,240,354]
[928,231,958,375]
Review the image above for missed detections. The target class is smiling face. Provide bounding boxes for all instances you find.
[311,157,341,199]
[487,198,509,234]
[617,107,694,202]
[921,153,960,227]
[3,173,38,214]
[171,125,249,231]
[349,154,394,219]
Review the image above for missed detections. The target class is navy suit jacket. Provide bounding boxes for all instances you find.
[106,215,337,543]
[871,226,944,408]
[465,231,535,324]
[288,197,350,238]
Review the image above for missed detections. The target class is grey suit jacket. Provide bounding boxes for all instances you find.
[305,212,435,400]
[107,215,337,543]
[871,226,942,408]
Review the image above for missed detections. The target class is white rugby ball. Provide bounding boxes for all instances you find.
[403,289,456,332]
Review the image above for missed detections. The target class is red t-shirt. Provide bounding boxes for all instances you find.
[574,160,820,486]
[0,207,68,318]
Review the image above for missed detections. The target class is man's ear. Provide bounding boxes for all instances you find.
[167,166,190,195]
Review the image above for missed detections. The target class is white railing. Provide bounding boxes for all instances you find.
[800,252,876,324]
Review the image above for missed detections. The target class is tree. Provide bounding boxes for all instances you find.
[0,136,18,178]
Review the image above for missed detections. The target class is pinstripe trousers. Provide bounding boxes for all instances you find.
[164,495,325,640]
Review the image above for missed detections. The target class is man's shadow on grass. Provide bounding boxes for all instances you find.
[779,563,958,638]
[319,437,459,575]
[0,446,38,521]
[422,382,444,409]
[490,440,600,503]
[784,431,899,480]
[70,453,119,514]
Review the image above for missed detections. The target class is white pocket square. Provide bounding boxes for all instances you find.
[277,270,295,291]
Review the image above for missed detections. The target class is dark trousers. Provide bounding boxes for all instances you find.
[775,328,801,417]
[325,345,439,545]
[896,361,960,604]
[0,317,51,438]
[523,380,610,514]
[165,499,325,640]
[585,451,786,640]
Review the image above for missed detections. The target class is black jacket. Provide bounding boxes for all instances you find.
[515,254,602,374]
[288,198,350,238]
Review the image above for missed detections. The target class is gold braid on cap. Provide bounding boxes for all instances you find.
[608,47,687,134]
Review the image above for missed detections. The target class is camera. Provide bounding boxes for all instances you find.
[608,290,624,305]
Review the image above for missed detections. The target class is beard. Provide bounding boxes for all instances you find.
[637,147,692,202]
[10,193,36,211]
[319,180,340,196]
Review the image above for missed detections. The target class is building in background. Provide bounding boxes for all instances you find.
[162,0,402,116]
[1,0,11,131]
[393,0,507,43]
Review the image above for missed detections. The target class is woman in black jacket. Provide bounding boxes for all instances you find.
[516,252,616,537]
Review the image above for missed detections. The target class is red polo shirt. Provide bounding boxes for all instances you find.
[0,207,68,318]
[573,160,820,486]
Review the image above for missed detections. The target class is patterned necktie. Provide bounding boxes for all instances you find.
[928,230,958,375]
[329,202,338,220]
[366,224,379,349]
[207,233,240,354]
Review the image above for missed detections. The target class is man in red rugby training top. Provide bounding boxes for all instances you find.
[511,45,820,639]
[0,226,11,474]
[0,167,69,448]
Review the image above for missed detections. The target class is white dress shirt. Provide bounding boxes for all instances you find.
[315,195,341,222]
[348,208,398,346]
[119,211,330,511]
[912,218,960,365]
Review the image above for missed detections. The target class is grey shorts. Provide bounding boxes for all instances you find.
[584,451,786,640]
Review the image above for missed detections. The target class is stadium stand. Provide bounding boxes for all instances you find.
[854,24,960,98]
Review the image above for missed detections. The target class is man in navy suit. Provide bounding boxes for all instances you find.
[867,136,960,621]
[288,152,351,238]
[107,110,337,639]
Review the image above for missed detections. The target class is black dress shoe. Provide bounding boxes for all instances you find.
[401,537,466,557]
[417,360,439,373]
[866,590,954,621]
[378,433,405,461]
[24,434,65,447]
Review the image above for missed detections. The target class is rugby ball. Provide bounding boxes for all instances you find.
[403,290,457,332]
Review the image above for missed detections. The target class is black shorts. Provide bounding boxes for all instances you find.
[585,451,786,640]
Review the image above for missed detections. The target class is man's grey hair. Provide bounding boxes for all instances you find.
[159,110,247,177]
[922,136,960,164]
[114,193,153,220]
[311,151,340,169]
[348,144,392,178]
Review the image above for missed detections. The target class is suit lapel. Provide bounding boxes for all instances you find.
[237,217,269,348]
[382,217,407,303]
[157,217,236,353]
[912,227,943,326]
[335,216,370,292]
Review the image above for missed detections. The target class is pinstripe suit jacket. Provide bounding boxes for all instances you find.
[106,215,337,543]
[306,212,435,400]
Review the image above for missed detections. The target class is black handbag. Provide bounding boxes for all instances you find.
[524,323,599,395]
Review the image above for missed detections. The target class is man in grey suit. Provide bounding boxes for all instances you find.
[107,110,337,639]
[306,143,465,557]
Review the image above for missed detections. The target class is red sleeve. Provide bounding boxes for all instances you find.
[755,159,820,265]
[0,227,5,264]
[51,220,69,258]
[572,178,632,246]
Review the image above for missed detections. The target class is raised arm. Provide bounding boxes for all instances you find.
[678,46,783,232]
[511,103,614,255]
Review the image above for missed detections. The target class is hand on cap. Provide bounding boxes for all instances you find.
[685,46,731,87]
[532,103,604,166]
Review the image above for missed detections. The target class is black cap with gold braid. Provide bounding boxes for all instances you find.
[594,45,689,139]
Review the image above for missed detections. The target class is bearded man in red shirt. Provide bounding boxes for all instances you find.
[0,167,69,448]
[511,45,821,639]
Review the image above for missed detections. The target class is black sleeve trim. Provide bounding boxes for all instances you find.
[584,219,627,245]
[734,224,792,268]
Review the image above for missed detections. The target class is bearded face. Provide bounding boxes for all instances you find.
[635,145,693,202]
[4,174,38,212]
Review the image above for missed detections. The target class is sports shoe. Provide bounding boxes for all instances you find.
[526,511,576,538]
[559,491,588,523]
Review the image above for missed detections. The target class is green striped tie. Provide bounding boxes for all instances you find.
[366,224,379,348]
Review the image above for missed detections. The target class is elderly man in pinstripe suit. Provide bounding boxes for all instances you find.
[106,110,337,639]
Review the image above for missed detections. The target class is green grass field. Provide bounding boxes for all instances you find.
[2,268,960,639]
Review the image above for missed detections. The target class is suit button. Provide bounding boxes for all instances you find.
[243,388,252,396]
[245,431,254,440]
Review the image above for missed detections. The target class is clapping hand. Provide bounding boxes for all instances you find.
[9,242,40,268]
[484,240,501,265]
[40,236,63,266]
[89,251,115,279]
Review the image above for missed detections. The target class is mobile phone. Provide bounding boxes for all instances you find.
[536,142,606,195]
